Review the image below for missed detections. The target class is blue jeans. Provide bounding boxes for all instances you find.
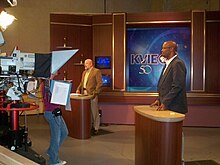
[44,111,69,165]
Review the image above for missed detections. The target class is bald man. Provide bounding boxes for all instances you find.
[76,59,103,135]
[151,40,188,114]
[150,41,188,165]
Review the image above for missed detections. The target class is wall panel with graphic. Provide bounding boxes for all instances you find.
[126,26,191,92]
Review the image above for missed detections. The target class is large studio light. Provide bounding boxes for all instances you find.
[0,10,16,31]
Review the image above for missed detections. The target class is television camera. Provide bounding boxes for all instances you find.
[0,47,36,99]
[0,47,78,164]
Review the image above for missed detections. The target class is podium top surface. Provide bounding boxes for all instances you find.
[70,93,93,100]
[134,105,185,122]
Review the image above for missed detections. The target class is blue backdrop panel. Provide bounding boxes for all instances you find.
[126,27,191,92]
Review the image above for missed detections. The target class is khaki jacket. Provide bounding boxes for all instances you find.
[77,67,102,95]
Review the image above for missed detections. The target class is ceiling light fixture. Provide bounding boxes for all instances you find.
[0,10,16,31]
[7,0,17,7]
[0,0,17,8]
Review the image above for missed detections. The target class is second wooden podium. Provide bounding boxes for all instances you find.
[134,105,185,165]
[62,94,92,139]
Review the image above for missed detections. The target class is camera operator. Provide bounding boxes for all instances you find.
[42,72,68,165]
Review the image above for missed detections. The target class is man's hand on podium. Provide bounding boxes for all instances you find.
[150,100,160,107]
[150,100,166,111]
[156,103,166,111]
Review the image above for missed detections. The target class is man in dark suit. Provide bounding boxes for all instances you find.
[76,59,103,135]
[151,41,187,165]
[151,40,188,114]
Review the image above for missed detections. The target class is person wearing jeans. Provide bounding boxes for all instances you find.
[42,72,69,165]
[44,111,68,165]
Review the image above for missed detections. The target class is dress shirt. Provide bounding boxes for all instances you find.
[163,54,177,74]
[83,68,91,88]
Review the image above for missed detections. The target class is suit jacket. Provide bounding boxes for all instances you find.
[158,57,188,114]
[77,67,103,95]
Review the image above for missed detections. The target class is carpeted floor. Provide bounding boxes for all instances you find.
[3,115,220,165]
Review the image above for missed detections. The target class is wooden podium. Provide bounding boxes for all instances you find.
[62,94,92,139]
[134,105,185,165]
